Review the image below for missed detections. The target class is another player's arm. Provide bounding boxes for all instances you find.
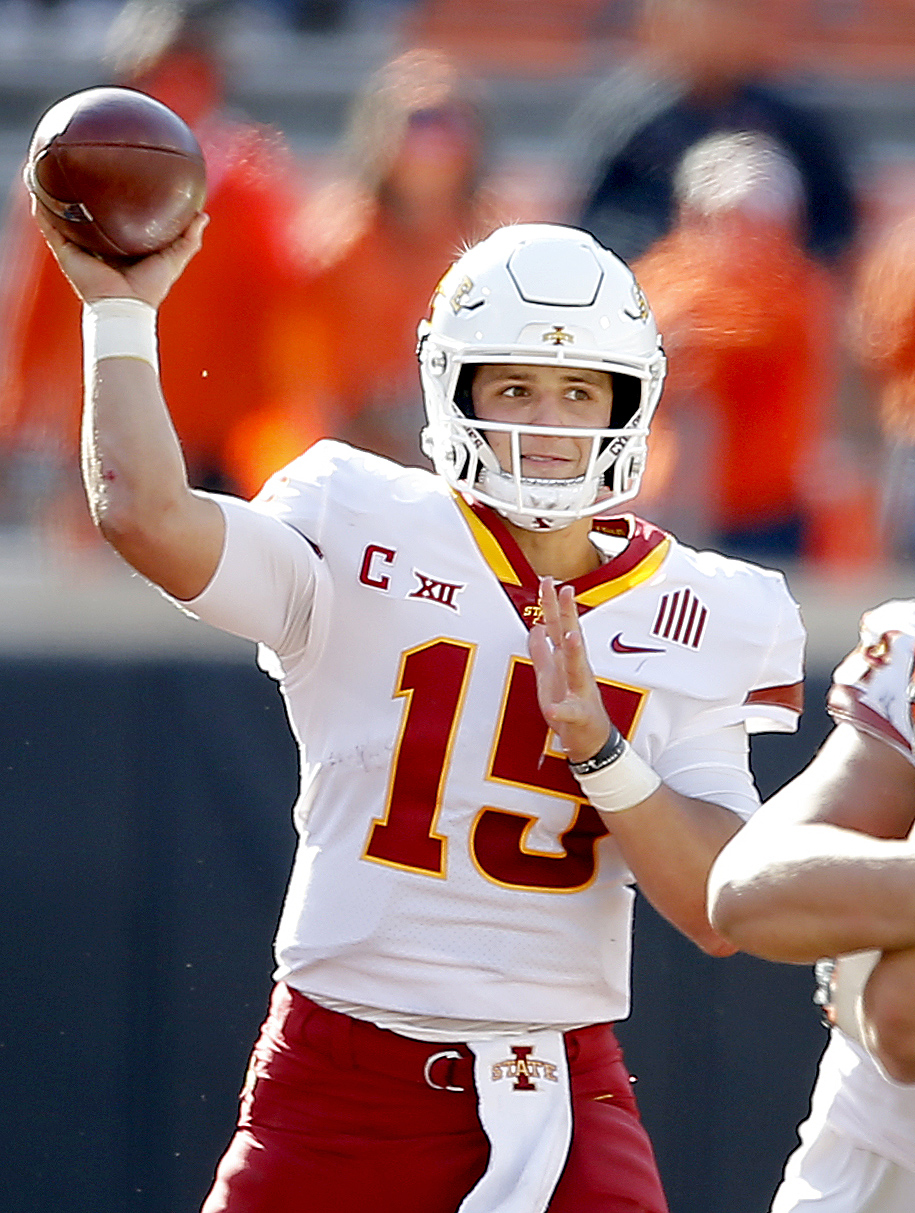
[708,721,915,1082]
[708,723,915,963]
[32,203,224,600]
[528,579,744,957]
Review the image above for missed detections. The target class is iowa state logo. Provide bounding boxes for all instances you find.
[490,1045,560,1091]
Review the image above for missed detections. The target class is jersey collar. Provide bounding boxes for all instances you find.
[454,495,671,627]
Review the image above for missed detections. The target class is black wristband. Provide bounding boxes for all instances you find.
[568,725,626,776]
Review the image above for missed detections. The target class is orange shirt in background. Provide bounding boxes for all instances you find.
[226,187,516,497]
[851,211,915,442]
[633,216,840,537]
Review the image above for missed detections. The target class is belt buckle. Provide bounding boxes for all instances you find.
[424,1048,466,1092]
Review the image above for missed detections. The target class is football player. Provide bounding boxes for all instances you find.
[709,602,915,1212]
[34,207,804,1213]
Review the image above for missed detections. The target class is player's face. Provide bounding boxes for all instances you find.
[471,364,614,480]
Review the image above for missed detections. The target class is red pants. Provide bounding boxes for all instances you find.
[200,984,669,1213]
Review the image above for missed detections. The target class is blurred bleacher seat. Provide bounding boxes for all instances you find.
[401,0,915,79]
[790,0,915,77]
[402,0,626,76]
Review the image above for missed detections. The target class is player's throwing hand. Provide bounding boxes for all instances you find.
[31,198,208,309]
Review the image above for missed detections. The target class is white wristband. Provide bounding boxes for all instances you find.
[82,297,159,374]
[573,741,662,814]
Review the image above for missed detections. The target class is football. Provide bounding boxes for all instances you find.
[25,86,207,262]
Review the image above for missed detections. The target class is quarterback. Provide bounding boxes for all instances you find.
[34,208,804,1213]
[710,601,915,1212]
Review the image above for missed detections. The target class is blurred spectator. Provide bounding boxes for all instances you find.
[225,47,530,492]
[629,129,859,567]
[271,0,348,34]
[568,0,858,268]
[850,194,915,561]
[0,0,298,546]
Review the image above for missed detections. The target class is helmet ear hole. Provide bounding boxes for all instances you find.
[455,364,477,417]
[610,374,641,428]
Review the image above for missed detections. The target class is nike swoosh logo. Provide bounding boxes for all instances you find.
[610,633,665,655]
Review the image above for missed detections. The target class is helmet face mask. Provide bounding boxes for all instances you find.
[418,224,667,530]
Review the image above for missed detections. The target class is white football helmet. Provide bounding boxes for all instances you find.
[418,223,666,529]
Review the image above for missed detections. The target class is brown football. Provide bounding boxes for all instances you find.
[25,86,207,262]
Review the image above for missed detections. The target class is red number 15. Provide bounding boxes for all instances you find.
[363,639,646,894]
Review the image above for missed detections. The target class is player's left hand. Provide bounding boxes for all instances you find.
[528,577,612,764]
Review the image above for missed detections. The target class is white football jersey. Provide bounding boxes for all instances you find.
[803,1030,915,1176]
[188,442,804,1026]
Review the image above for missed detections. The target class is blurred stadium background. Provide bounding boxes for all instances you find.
[1,2,915,1212]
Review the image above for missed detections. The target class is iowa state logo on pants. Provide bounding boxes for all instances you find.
[490,1044,561,1090]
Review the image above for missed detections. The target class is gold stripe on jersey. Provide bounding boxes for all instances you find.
[453,492,523,585]
[575,536,671,608]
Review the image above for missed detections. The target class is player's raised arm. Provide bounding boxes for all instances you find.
[32,203,225,600]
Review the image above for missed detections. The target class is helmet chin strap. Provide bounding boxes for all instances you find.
[478,468,594,531]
